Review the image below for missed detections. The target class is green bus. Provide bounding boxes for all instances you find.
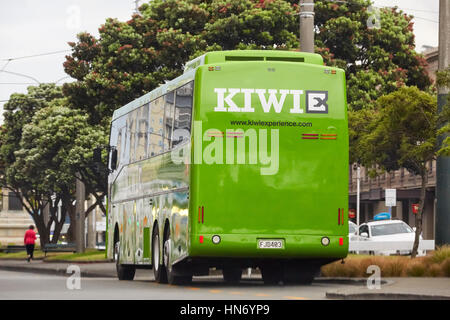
[106,50,348,285]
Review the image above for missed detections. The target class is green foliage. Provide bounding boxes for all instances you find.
[436,67,450,156]
[63,0,431,124]
[0,84,108,245]
[357,87,438,175]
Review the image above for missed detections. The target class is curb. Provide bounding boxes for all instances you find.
[42,259,113,264]
[315,277,392,285]
[326,291,450,300]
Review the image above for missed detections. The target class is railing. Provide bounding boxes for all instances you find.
[349,240,435,252]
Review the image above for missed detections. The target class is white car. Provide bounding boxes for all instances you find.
[357,219,425,256]
[349,221,357,236]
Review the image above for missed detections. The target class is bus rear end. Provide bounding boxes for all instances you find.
[188,51,348,283]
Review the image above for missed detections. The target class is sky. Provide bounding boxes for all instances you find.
[0,0,440,123]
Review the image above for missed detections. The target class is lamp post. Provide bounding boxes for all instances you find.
[299,0,314,53]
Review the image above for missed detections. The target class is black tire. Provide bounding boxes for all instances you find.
[223,267,242,284]
[152,225,167,283]
[260,264,283,285]
[115,241,136,280]
[163,227,192,285]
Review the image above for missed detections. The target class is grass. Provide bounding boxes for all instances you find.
[321,246,450,278]
[44,249,107,262]
[0,248,107,262]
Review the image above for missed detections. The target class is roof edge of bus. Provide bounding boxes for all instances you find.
[111,69,196,121]
[184,50,324,72]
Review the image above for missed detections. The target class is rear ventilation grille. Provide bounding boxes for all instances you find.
[266,57,304,62]
[225,56,264,61]
[225,56,304,62]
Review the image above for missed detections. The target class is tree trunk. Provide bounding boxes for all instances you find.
[65,200,76,243]
[411,171,427,258]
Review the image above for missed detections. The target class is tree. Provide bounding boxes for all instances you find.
[0,84,64,246]
[0,84,108,246]
[63,0,300,126]
[62,0,431,124]
[436,67,450,156]
[15,102,108,244]
[356,86,450,258]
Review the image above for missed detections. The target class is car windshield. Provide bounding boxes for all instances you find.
[370,223,413,236]
[349,224,356,234]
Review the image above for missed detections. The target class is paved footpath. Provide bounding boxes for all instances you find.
[0,259,449,299]
[0,258,117,278]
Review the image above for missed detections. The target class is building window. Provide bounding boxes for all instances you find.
[8,192,23,211]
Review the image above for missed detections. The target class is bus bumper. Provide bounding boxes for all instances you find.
[189,233,348,259]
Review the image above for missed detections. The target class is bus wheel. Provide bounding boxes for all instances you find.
[223,267,242,284]
[115,241,135,280]
[260,264,282,285]
[152,227,167,283]
[163,228,192,285]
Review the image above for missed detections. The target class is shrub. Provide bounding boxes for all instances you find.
[383,258,408,277]
[321,260,360,277]
[425,264,443,277]
[429,245,450,264]
[406,261,426,277]
[441,258,450,277]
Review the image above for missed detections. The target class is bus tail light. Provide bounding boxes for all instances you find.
[338,208,344,225]
[339,237,344,246]
[199,235,204,243]
[198,206,204,224]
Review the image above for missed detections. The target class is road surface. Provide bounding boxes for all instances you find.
[0,269,355,300]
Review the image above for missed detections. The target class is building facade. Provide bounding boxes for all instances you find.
[349,162,436,239]
[0,189,34,246]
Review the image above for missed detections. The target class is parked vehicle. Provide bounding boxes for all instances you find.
[357,219,425,256]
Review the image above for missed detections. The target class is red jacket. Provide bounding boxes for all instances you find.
[24,229,36,245]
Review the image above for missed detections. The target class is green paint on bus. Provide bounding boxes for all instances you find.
[107,50,348,284]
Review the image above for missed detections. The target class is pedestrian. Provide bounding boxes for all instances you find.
[24,225,37,262]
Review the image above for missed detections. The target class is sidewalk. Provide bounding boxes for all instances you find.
[0,259,449,299]
[326,277,450,300]
[0,258,116,278]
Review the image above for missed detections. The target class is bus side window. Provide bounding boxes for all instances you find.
[109,123,120,170]
[149,96,164,156]
[116,128,122,167]
[173,82,193,148]
[136,104,149,160]
[110,116,126,168]
[164,91,175,152]
[129,109,138,163]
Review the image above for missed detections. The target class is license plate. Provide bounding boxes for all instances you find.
[258,239,284,249]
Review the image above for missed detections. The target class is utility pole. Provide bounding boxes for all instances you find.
[436,0,450,246]
[75,173,85,253]
[87,196,97,249]
[299,0,315,53]
[133,0,141,16]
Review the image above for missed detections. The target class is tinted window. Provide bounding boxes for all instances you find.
[110,116,126,167]
[173,82,193,148]
[359,225,369,236]
[148,96,164,157]
[371,223,413,236]
[136,104,149,160]
[129,109,139,163]
[349,223,356,234]
[8,192,22,211]
[164,92,175,151]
